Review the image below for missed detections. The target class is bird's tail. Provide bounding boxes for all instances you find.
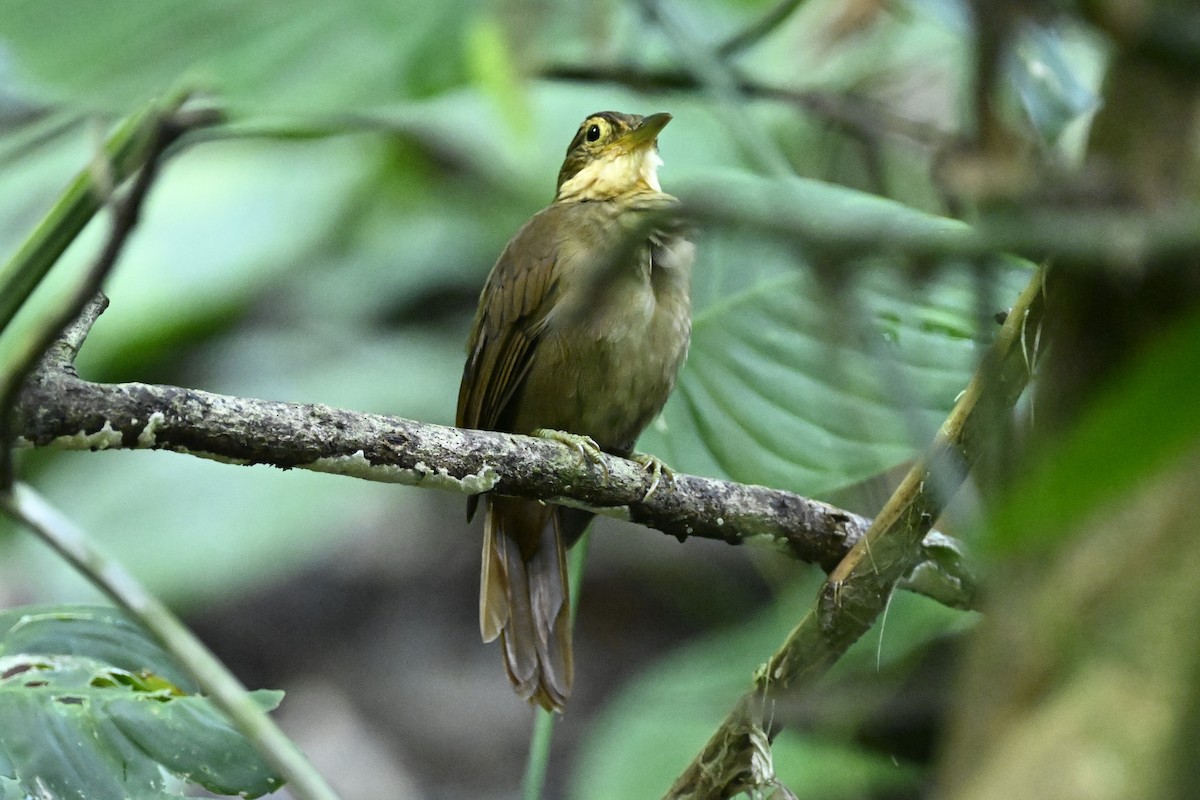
[480,496,573,712]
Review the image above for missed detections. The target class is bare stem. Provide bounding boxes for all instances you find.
[663,266,1046,799]
[0,483,342,800]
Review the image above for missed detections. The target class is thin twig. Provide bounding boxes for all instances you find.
[716,0,811,58]
[0,98,340,799]
[663,266,1046,799]
[0,101,191,489]
[0,483,341,800]
[541,62,952,150]
[0,101,164,337]
[632,0,793,176]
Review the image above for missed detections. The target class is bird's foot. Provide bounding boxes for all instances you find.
[630,452,675,501]
[532,429,610,478]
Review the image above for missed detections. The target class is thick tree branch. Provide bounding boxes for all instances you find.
[12,295,975,607]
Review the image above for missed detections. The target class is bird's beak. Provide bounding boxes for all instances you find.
[620,112,672,151]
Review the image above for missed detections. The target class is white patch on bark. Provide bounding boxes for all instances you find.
[302,449,500,493]
[40,420,124,450]
[136,411,166,447]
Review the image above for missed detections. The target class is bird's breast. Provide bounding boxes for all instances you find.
[514,227,693,453]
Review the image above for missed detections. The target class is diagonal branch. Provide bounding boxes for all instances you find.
[0,483,340,800]
[716,0,812,58]
[12,295,976,609]
[663,265,1046,800]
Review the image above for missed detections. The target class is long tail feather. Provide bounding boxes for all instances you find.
[480,497,575,711]
[479,510,508,642]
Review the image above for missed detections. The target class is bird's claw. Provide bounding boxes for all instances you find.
[532,428,610,478]
[630,452,674,501]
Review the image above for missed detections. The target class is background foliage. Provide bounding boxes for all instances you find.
[4,0,1184,798]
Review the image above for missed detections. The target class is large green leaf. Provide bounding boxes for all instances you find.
[0,0,471,114]
[0,605,283,799]
[641,172,1031,499]
[0,120,375,383]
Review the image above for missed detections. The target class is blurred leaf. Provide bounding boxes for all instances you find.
[641,172,1030,498]
[766,733,921,800]
[571,579,969,800]
[90,135,374,367]
[0,105,161,338]
[7,452,406,606]
[1009,23,1100,145]
[0,605,282,799]
[74,133,374,374]
[989,306,1200,553]
[0,0,471,114]
[743,0,968,106]
[466,14,532,139]
[0,121,378,381]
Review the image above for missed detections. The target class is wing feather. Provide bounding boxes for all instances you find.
[457,209,561,432]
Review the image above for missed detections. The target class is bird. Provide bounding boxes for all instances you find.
[456,111,694,711]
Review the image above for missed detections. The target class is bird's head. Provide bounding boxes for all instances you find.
[555,111,672,202]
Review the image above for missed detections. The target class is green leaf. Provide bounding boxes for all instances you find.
[107,693,284,796]
[1009,23,1100,146]
[0,0,471,114]
[0,605,283,799]
[465,14,533,140]
[641,173,1031,498]
[0,606,195,692]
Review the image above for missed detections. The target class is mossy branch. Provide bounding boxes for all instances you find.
[12,292,977,608]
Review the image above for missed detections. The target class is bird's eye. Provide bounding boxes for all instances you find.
[585,124,601,142]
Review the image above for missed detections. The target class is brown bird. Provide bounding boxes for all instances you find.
[456,111,694,711]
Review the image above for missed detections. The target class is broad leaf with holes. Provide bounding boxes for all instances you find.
[0,606,283,799]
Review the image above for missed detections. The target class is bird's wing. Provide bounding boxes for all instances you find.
[456,209,560,433]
